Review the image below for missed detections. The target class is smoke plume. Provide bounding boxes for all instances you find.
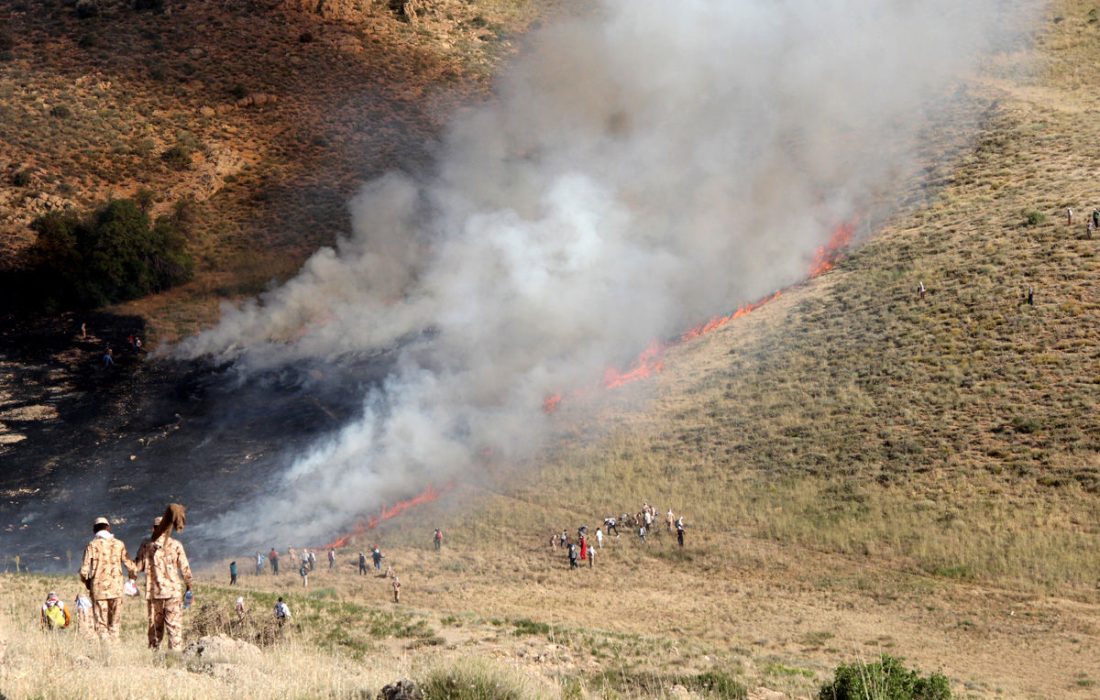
[177,0,1021,544]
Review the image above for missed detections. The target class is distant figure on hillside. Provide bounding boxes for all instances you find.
[638,525,647,544]
[1027,287,1034,306]
[269,548,280,575]
[358,551,368,575]
[255,552,264,575]
[595,527,604,549]
[135,336,143,352]
[579,533,587,561]
[274,597,291,625]
[918,281,926,300]
[559,530,568,548]
[1087,221,1095,239]
[604,517,618,536]
[676,516,685,547]
[392,575,401,604]
[371,546,384,571]
[308,550,317,572]
[299,562,309,587]
[1067,207,1073,225]
[1092,208,1099,229]
[666,509,675,533]
[40,592,71,630]
[568,543,579,569]
[587,545,596,568]
[328,548,336,569]
[229,561,238,585]
[80,321,87,339]
[103,347,114,369]
[433,528,443,551]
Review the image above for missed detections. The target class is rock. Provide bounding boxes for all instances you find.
[187,47,205,59]
[377,678,422,700]
[199,106,216,118]
[183,634,262,662]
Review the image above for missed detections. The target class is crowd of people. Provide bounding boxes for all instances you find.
[40,510,443,647]
[553,501,687,569]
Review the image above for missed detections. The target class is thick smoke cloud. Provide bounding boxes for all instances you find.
[177,0,1015,544]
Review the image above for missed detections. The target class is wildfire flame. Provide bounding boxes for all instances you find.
[543,222,855,411]
[323,484,443,549]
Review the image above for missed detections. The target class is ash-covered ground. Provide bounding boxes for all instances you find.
[0,312,395,571]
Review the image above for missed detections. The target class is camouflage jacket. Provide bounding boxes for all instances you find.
[134,533,192,600]
[79,532,136,600]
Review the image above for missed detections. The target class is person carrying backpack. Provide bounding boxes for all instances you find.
[299,562,309,587]
[41,592,72,630]
[274,597,291,625]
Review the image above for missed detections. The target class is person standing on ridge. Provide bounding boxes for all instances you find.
[328,548,336,570]
[229,561,238,585]
[358,551,368,575]
[676,516,685,547]
[269,547,280,575]
[79,516,137,641]
[433,528,443,551]
[255,552,264,576]
[371,545,384,571]
[392,575,401,604]
[133,506,193,651]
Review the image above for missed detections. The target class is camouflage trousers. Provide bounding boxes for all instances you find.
[92,598,122,641]
[147,597,183,650]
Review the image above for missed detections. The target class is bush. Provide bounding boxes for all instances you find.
[161,144,192,171]
[24,197,193,309]
[298,31,314,43]
[49,104,72,119]
[419,665,527,700]
[1023,210,1046,227]
[75,0,98,18]
[133,0,164,11]
[818,654,951,700]
[11,170,30,187]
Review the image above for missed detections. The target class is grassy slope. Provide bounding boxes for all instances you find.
[5,1,1100,699]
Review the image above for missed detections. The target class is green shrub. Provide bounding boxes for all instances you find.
[1023,210,1046,227]
[49,104,72,119]
[11,170,30,187]
[24,197,193,309]
[161,144,192,170]
[818,654,951,700]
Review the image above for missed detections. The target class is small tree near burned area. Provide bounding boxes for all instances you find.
[23,198,193,310]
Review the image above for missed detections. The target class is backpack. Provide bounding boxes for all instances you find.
[43,604,67,629]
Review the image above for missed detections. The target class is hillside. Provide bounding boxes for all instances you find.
[2,1,1100,699]
[0,0,544,339]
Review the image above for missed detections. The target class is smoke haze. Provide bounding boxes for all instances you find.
[177,0,1024,544]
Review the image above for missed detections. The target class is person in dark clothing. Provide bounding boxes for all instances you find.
[371,546,384,571]
[358,552,368,575]
[433,528,443,551]
[1027,287,1034,306]
[568,543,579,569]
[675,517,685,547]
[269,548,280,575]
[327,548,336,570]
[229,561,238,585]
[1092,208,1099,229]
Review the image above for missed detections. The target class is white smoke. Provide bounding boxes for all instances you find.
[178,0,1024,543]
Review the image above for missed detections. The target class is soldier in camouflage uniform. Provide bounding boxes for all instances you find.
[79,516,137,641]
[134,516,193,650]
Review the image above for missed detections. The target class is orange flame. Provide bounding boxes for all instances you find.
[548,221,855,401]
[323,484,444,549]
[603,341,666,389]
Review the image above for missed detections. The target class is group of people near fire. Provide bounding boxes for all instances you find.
[42,504,432,647]
[554,501,686,569]
[43,504,194,649]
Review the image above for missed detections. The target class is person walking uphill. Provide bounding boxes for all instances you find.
[80,516,137,641]
[134,505,193,650]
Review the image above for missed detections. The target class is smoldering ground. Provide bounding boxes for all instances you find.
[167,0,1041,549]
